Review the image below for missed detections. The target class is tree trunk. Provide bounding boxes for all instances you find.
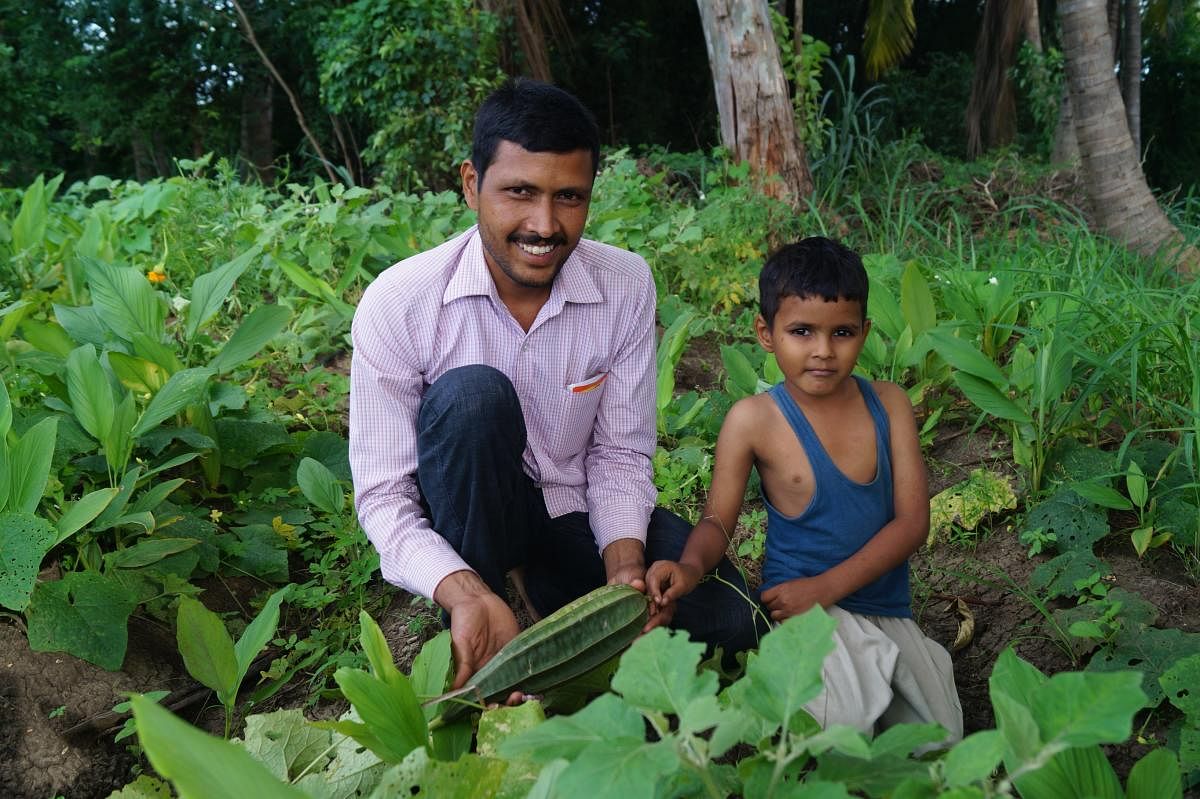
[1060,0,1199,272]
[1023,0,1042,50]
[1120,0,1141,154]
[696,0,812,204]
[1052,85,1080,165]
[965,0,1028,158]
[240,70,275,183]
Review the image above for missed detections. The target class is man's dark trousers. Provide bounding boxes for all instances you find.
[416,364,759,657]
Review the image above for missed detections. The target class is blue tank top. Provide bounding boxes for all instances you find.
[759,376,911,617]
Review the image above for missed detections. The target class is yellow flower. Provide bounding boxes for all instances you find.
[147,269,167,284]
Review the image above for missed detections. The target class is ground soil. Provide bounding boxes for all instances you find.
[3,371,1198,797]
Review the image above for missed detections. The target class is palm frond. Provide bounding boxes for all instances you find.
[863,0,916,80]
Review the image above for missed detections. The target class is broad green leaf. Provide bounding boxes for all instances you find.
[368,748,506,799]
[942,730,1005,788]
[276,257,354,318]
[238,709,331,782]
[53,487,120,545]
[410,630,452,712]
[54,303,109,348]
[10,416,58,513]
[104,390,138,476]
[297,457,345,516]
[553,739,678,799]
[26,571,137,669]
[66,344,115,442]
[499,693,644,763]
[105,537,199,569]
[91,464,140,530]
[1011,745,1123,799]
[867,723,950,758]
[84,258,166,343]
[106,774,173,798]
[476,703,544,798]
[108,351,169,395]
[130,331,184,373]
[611,627,717,717]
[925,328,1007,385]
[186,247,260,340]
[1068,481,1133,510]
[294,718,386,799]
[866,273,905,340]
[952,372,1031,423]
[727,607,837,730]
[900,260,936,338]
[11,175,47,252]
[988,649,1046,763]
[208,305,291,373]
[1126,461,1149,509]
[0,512,58,611]
[234,586,290,681]
[17,318,74,357]
[358,610,404,686]
[333,668,428,763]
[132,368,214,438]
[1125,748,1182,799]
[176,595,239,704]
[130,695,309,799]
[129,478,187,515]
[721,345,759,396]
[1160,653,1200,719]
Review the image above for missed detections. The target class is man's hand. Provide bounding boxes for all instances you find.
[643,559,702,631]
[760,575,835,622]
[601,538,646,592]
[434,571,520,690]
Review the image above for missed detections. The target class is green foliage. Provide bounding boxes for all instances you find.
[1013,44,1065,159]
[315,0,505,190]
[928,469,1017,546]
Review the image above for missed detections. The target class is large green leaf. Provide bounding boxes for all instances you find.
[727,607,837,730]
[1160,653,1200,720]
[611,626,717,719]
[26,571,137,669]
[84,258,166,343]
[208,305,290,374]
[900,260,936,338]
[132,368,214,438]
[410,630,453,716]
[66,344,115,442]
[108,351,169,395]
[239,709,332,782]
[11,174,47,252]
[1031,670,1146,748]
[368,748,506,799]
[0,377,11,439]
[186,247,260,340]
[333,668,428,763]
[105,538,199,569]
[131,695,309,799]
[1125,748,1182,799]
[721,345,759,397]
[176,595,240,704]
[53,487,120,545]
[499,693,645,763]
[234,586,290,682]
[952,372,1031,423]
[0,512,58,611]
[297,457,345,516]
[103,390,138,476]
[9,416,58,513]
[53,303,109,348]
[925,328,1008,385]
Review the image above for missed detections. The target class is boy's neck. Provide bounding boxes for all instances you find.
[783,373,862,412]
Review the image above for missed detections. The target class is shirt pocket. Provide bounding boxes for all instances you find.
[551,372,607,455]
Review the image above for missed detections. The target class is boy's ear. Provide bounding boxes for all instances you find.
[863,317,872,336]
[754,315,774,352]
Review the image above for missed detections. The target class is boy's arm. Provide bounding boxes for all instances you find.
[762,382,929,618]
[647,399,758,609]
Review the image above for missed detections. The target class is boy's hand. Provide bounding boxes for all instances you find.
[760,575,834,622]
[644,560,703,631]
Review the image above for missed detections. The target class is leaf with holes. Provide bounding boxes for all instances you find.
[26,572,138,669]
[1023,489,1110,552]
[1087,627,1200,709]
[0,512,58,611]
[1159,653,1200,721]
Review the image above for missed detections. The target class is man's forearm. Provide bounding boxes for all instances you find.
[433,569,495,612]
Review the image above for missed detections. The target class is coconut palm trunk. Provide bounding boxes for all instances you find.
[1059,0,1199,272]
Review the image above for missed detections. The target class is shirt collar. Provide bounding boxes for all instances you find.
[443,228,604,308]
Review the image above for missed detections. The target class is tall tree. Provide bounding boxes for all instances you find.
[696,0,811,204]
[1059,0,1199,272]
[1120,0,1142,153]
[965,0,1029,157]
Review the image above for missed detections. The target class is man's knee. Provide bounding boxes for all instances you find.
[418,365,525,444]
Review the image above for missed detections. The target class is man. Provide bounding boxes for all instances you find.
[350,78,755,690]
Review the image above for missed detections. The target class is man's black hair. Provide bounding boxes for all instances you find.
[758,237,869,326]
[471,78,601,186]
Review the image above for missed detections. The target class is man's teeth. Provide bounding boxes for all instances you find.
[518,242,554,256]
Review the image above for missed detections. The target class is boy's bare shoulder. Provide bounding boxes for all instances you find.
[869,379,915,415]
[722,392,778,434]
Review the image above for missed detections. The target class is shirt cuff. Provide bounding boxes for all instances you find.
[379,541,474,602]
[589,502,651,554]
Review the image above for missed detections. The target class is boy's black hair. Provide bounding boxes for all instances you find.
[758,236,869,326]
[471,78,601,186]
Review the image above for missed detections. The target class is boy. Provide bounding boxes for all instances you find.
[646,237,962,741]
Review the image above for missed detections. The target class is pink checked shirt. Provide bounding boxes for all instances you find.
[349,226,658,600]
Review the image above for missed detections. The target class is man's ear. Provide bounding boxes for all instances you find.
[755,315,774,352]
[460,160,480,210]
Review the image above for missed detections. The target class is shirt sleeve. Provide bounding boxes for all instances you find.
[584,266,658,551]
[348,280,472,600]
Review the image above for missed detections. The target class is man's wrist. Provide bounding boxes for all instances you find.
[601,538,645,576]
[432,569,494,613]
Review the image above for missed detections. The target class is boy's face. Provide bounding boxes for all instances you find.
[755,294,870,400]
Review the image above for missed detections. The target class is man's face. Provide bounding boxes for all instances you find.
[461,140,594,294]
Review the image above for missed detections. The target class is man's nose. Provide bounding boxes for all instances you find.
[527,197,556,238]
